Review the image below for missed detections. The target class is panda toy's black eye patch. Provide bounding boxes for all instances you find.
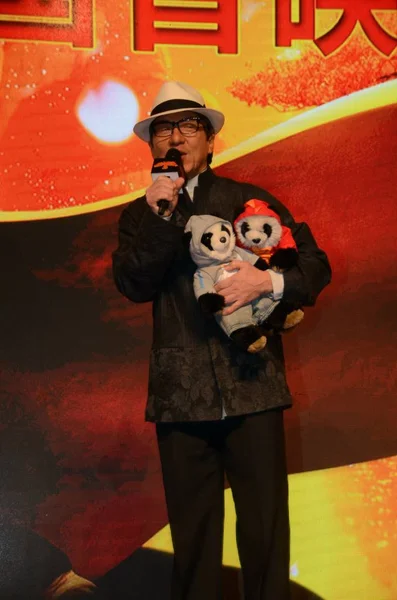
[241,222,250,236]
[201,231,214,250]
[221,224,231,237]
[263,224,272,237]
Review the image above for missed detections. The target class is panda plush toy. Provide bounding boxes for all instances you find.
[233,199,304,332]
[185,214,271,353]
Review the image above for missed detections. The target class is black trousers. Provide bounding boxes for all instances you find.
[156,409,290,600]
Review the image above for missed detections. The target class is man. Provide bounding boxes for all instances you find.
[112,80,331,600]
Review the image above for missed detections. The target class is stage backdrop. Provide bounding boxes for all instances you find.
[1,2,396,599]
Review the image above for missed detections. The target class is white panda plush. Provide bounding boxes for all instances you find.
[233,199,304,332]
[185,214,276,353]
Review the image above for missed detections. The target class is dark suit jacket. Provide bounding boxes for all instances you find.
[112,168,331,422]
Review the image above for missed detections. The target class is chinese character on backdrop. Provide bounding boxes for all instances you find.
[132,0,238,54]
[275,0,316,47]
[0,0,94,48]
[315,0,397,56]
[275,0,397,56]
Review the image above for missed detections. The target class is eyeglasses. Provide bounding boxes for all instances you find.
[151,116,204,138]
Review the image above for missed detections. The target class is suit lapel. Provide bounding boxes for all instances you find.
[173,187,194,226]
[173,168,218,225]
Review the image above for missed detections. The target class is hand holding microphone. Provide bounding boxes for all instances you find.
[148,149,186,217]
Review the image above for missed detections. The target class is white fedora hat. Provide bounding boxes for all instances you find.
[133,80,225,142]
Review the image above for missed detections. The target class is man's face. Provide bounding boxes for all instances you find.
[149,110,215,179]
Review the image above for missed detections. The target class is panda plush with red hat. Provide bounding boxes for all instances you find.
[234,199,304,333]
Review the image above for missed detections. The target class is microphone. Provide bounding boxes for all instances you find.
[151,149,186,216]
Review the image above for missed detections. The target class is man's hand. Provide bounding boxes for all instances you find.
[146,175,185,217]
[214,261,273,316]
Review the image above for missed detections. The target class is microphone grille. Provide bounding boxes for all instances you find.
[165,148,182,163]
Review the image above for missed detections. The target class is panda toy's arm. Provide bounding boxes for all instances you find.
[193,268,225,315]
[269,247,298,271]
[198,293,225,315]
[252,257,269,271]
[233,246,270,272]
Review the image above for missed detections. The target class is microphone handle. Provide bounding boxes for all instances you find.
[157,199,170,216]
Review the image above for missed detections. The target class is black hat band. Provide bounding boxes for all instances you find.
[151,99,205,116]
